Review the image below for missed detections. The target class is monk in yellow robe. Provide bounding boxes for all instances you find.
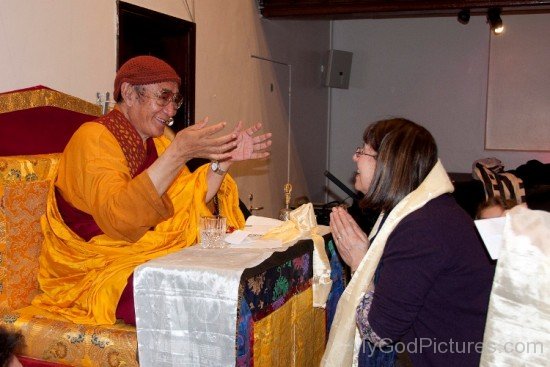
[32,56,272,325]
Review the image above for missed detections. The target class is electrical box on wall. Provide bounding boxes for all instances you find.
[324,49,353,89]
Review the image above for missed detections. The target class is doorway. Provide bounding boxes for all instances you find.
[117,1,195,131]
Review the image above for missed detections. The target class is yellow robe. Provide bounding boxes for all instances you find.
[32,122,245,325]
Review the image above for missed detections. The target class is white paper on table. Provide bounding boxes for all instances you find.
[242,216,285,235]
[224,230,249,244]
[225,215,284,245]
[223,215,285,247]
[474,216,505,260]
[225,229,283,248]
[229,237,284,248]
[245,215,284,229]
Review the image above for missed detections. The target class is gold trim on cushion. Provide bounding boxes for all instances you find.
[0,88,101,116]
[1,306,138,367]
[0,154,60,184]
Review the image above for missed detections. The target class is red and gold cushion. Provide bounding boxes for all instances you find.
[0,86,137,367]
[1,306,137,367]
[0,155,59,312]
[0,86,101,156]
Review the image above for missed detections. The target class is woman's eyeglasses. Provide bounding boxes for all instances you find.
[137,89,184,110]
[355,147,377,158]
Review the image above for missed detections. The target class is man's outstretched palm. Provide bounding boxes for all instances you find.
[230,121,272,162]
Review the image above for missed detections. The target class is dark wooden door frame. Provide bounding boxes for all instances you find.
[117,1,195,131]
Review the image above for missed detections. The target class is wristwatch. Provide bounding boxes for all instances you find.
[210,161,228,175]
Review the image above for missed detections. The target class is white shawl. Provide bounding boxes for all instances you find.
[480,206,550,366]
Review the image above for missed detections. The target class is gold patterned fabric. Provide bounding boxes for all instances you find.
[3,180,50,310]
[0,154,60,313]
[253,287,325,367]
[0,305,137,366]
[0,154,60,185]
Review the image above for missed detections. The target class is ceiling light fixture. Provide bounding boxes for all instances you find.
[487,8,504,35]
[457,9,470,25]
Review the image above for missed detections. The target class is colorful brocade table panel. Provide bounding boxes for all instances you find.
[236,239,348,366]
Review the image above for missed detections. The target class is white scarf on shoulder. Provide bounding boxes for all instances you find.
[321,160,454,366]
[480,206,550,367]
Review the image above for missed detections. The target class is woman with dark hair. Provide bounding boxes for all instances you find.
[322,118,495,367]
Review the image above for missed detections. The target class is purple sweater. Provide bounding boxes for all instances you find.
[363,194,495,367]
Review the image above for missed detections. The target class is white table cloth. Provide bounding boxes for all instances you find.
[134,246,277,366]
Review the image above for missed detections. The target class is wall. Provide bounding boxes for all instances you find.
[0,1,116,99]
[0,0,330,218]
[328,15,549,201]
[192,5,330,211]
[486,14,550,151]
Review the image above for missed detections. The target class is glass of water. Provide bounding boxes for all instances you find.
[199,215,227,249]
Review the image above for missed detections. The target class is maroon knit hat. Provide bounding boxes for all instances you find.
[114,55,181,101]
